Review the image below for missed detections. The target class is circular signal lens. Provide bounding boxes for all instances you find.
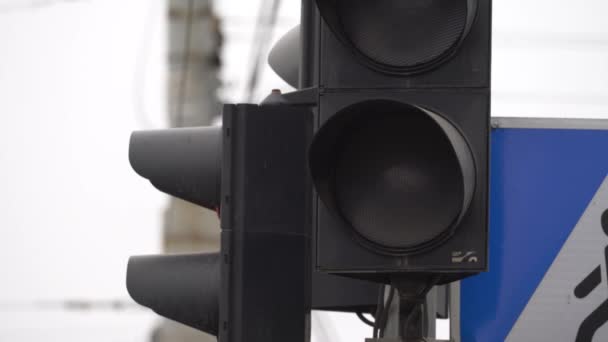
[310,100,475,254]
[317,0,477,74]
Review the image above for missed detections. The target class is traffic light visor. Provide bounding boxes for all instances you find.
[129,126,221,210]
[310,100,475,254]
[127,253,220,335]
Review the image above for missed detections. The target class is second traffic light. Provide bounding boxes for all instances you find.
[126,0,493,339]
[128,105,313,340]
[127,102,379,340]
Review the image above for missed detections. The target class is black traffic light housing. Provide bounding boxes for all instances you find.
[308,0,491,284]
[127,105,313,340]
[219,104,312,341]
[313,91,489,281]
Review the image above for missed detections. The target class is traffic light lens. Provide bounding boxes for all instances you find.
[310,101,475,254]
[342,0,466,67]
[316,0,477,74]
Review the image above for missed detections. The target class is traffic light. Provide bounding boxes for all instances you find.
[127,103,378,340]
[127,105,313,340]
[306,0,491,285]
[127,126,223,336]
[127,0,491,340]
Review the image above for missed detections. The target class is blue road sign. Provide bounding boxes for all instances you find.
[460,118,608,342]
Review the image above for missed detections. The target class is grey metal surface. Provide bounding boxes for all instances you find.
[426,287,437,340]
[435,285,449,319]
[491,117,608,130]
[383,286,437,340]
[449,282,461,342]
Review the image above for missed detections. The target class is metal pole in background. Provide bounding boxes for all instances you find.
[152,0,222,341]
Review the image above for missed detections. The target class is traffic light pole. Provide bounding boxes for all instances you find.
[385,288,437,341]
[363,277,440,342]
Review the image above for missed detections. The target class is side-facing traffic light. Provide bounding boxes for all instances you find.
[127,105,314,341]
[127,126,223,337]
[127,102,378,341]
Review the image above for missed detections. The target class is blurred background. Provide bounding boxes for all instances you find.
[0,0,607,341]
